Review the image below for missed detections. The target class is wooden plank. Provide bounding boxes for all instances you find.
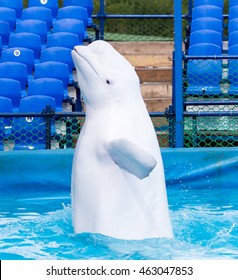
[141,83,172,99]
[124,54,172,67]
[110,41,174,55]
[136,67,172,83]
[144,98,171,112]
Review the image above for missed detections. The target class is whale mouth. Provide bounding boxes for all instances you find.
[73,47,99,77]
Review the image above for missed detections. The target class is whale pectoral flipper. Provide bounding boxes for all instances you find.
[109,139,157,179]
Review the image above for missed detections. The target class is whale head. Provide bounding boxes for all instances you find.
[72,40,140,107]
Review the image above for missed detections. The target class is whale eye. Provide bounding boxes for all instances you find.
[106,79,111,84]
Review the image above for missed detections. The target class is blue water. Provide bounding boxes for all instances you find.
[0,187,238,260]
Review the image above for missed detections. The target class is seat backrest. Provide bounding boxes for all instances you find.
[187,60,222,85]
[228,44,238,78]
[34,61,69,93]
[193,0,224,9]
[0,96,12,113]
[189,30,222,48]
[1,47,35,77]
[0,7,16,33]
[0,36,2,53]
[230,0,238,8]
[46,32,82,48]
[229,18,238,34]
[0,78,21,112]
[0,62,27,96]
[57,6,88,30]
[0,20,10,46]
[28,77,64,112]
[188,42,222,55]
[228,43,238,55]
[52,18,84,42]
[8,32,42,62]
[229,5,238,21]
[28,0,58,19]
[187,43,222,85]
[192,5,223,21]
[21,6,53,32]
[12,95,56,150]
[40,46,74,72]
[63,0,93,26]
[0,0,23,19]
[228,44,238,84]
[15,19,48,44]
[191,17,223,33]
[228,31,238,47]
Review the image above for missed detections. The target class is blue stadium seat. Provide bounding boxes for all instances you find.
[34,61,70,99]
[192,5,223,20]
[57,6,88,39]
[46,32,82,49]
[189,30,222,48]
[28,0,58,21]
[12,95,56,150]
[230,0,238,8]
[228,18,238,34]
[186,43,222,96]
[52,18,84,43]
[28,78,64,112]
[0,0,23,20]
[40,46,74,84]
[191,17,223,33]
[0,78,21,112]
[8,32,42,63]
[228,31,238,47]
[0,62,27,97]
[188,42,222,55]
[228,44,238,95]
[229,5,238,21]
[0,20,10,48]
[1,47,34,82]
[21,6,53,32]
[0,36,2,53]
[0,96,12,150]
[193,0,224,9]
[0,7,16,33]
[15,19,48,46]
[63,0,94,26]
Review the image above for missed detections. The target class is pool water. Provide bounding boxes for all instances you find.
[0,186,237,260]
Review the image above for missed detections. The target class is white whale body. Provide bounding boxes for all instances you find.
[71,40,173,240]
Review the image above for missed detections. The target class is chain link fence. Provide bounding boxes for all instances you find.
[0,111,175,151]
[3,1,238,149]
[182,0,238,148]
[93,0,174,41]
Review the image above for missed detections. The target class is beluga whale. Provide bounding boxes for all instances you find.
[71,40,173,240]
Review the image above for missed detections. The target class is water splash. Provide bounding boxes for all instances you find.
[0,201,237,260]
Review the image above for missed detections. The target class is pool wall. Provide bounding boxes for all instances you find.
[0,148,238,190]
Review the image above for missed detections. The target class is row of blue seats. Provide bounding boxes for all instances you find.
[186,43,238,97]
[0,76,66,113]
[0,46,75,97]
[227,1,238,97]
[192,0,223,9]
[191,0,238,14]
[186,1,238,96]
[189,2,238,51]
[0,32,81,63]
[0,7,90,49]
[189,1,223,53]
[0,0,93,25]
[0,95,57,151]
